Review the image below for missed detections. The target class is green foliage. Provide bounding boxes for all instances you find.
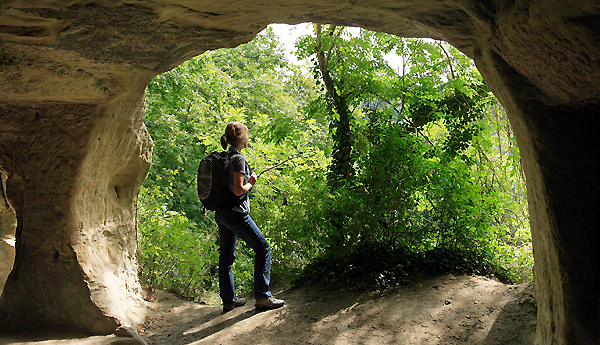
[470,102,532,280]
[284,26,532,283]
[296,243,510,289]
[139,24,532,301]
[137,185,218,299]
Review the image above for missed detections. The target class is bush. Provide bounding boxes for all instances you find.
[137,185,219,300]
[295,242,512,290]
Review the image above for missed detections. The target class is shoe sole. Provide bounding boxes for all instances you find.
[255,303,284,310]
[223,301,247,312]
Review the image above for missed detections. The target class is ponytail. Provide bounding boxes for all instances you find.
[220,134,228,150]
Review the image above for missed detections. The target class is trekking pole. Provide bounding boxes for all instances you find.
[257,153,303,178]
[184,177,195,190]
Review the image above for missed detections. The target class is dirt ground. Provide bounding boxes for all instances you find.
[1,274,536,345]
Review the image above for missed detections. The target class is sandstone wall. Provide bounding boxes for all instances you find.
[0,174,16,295]
[0,241,14,296]
[0,0,599,343]
[70,75,153,329]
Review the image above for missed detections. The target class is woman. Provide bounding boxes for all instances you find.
[216,121,285,312]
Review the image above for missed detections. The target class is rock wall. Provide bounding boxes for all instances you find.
[70,76,153,330]
[0,240,14,296]
[0,169,16,295]
[0,0,598,343]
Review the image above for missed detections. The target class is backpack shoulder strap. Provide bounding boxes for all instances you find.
[226,148,240,157]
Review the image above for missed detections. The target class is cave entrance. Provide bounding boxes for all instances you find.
[136,23,533,302]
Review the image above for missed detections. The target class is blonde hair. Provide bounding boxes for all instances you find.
[220,122,248,150]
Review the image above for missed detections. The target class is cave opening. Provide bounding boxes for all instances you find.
[136,23,533,304]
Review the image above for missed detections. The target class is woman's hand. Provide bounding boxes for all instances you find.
[248,172,258,185]
[233,171,257,196]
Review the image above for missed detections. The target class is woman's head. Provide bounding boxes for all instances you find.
[220,121,249,150]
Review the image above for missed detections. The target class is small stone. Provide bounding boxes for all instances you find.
[113,326,148,345]
[114,326,136,337]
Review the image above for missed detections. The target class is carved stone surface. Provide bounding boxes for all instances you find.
[0,1,598,343]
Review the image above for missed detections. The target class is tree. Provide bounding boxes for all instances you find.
[292,26,531,281]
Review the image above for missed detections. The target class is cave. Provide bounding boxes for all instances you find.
[0,1,599,344]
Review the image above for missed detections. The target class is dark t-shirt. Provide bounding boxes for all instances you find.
[227,148,251,213]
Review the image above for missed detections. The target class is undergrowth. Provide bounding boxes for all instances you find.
[294,243,513,290]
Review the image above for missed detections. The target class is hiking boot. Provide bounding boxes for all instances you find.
[223,297,247,312]
[255,296,285,310]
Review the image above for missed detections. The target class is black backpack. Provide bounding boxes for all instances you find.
[197,151,245,211]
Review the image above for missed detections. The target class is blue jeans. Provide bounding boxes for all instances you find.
[215,210,272,304]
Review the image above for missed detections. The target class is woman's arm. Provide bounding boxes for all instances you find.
[233,171,257,196]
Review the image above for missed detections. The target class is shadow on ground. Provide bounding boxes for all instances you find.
[141,274,536,345]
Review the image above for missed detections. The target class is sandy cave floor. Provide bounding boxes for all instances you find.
[1,274,536,345]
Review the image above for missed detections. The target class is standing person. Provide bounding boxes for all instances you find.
[216,121,285,312]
